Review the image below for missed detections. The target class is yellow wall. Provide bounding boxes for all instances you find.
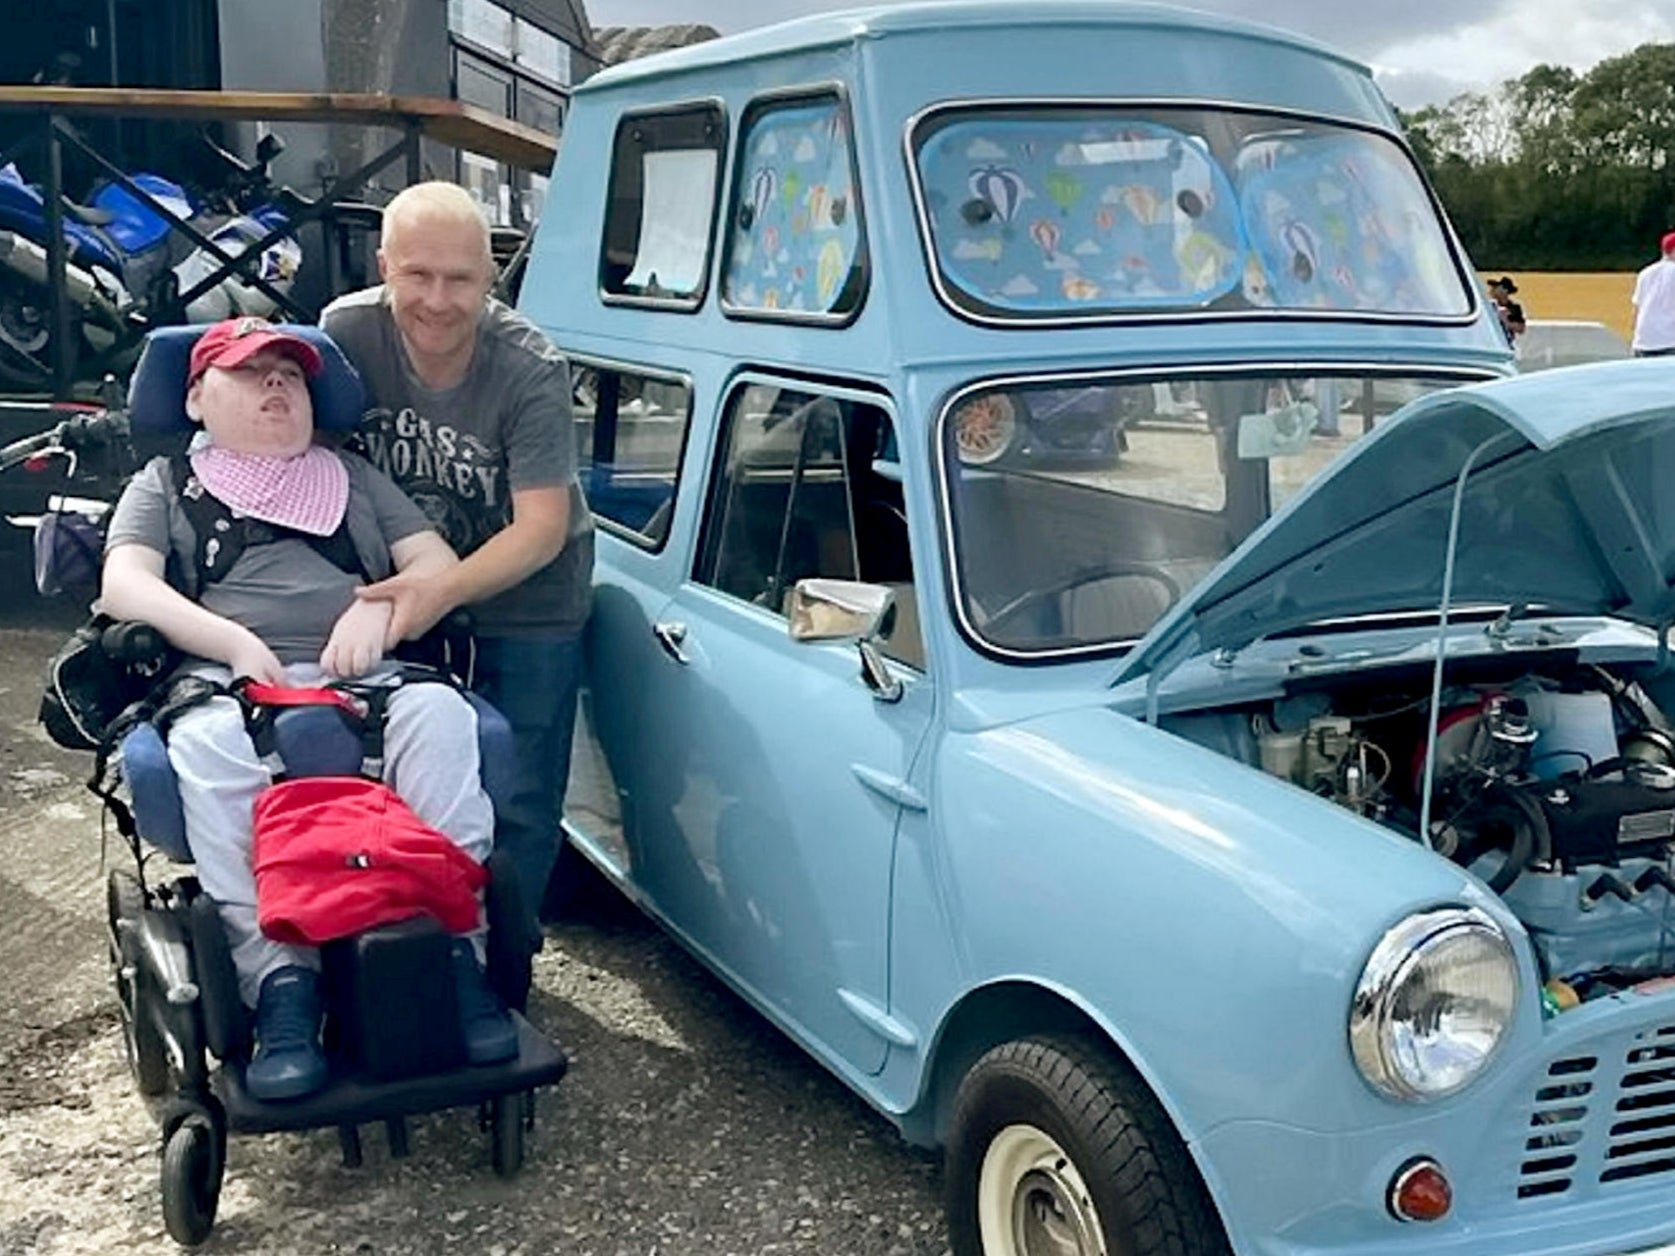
[1477,272,1635,339]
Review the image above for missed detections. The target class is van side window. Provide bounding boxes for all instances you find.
[600,103,726,308]
[696,383,923,668]
[572,363,692,548]
[721,93,867,322]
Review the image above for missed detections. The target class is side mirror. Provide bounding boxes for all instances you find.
[787,579,904,702]
[787,578,894,643]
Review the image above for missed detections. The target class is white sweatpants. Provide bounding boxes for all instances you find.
[164,663,494,1007]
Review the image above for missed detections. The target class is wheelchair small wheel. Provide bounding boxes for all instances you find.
[108,869,169,1096]
[490,1093,524,1178]
[161,1112,224,1246]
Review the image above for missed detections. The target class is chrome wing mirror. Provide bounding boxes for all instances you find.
[787,578,903,702]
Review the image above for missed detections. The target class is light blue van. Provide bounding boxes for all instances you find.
[519,4,1675,1254]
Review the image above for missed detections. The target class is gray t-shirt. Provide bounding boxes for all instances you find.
[105,451,432,664]
[320,288,593,636]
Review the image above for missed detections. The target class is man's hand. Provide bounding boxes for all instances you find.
[321,597,394,678]
[227,630,288,686]
[353,568,456,647]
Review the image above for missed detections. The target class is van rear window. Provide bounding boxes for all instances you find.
[910,105,1472,324]
[601,103,726,309]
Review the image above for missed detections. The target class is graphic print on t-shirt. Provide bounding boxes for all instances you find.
[355,406,509,554]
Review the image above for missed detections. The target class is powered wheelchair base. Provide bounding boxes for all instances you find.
[109,846,567,1247]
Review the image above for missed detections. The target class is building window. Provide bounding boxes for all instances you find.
[448,0,514,58]
[447,0,576,227]
[515,17,570,87]
[600,104,726,308]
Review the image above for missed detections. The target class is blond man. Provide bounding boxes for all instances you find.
[322,183,593,945]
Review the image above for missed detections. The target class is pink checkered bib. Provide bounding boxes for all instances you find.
[189,444,350,537]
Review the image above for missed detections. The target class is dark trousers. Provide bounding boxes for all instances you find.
[471,629,585,941]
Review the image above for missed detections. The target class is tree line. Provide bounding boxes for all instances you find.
[1400,43,1675,271]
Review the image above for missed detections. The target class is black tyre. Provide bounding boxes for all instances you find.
[107,869,169,1096]
[0,271,75,392]
[160,1112,224,1247]
[945,1036,1229,1256]
[490,1093,525,1178]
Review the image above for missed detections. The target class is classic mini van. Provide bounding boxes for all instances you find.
[519,4,1675,1255]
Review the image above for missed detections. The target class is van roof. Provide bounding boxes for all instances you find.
[578,0,1365,93]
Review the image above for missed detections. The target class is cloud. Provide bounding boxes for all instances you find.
[999,275,1039,296]
[585,0,1675,109]
[965,139,1008,161]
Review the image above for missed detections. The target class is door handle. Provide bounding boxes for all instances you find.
[652,620,690,664]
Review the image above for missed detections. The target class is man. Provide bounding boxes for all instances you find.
[322,183,593,940]
[1632,232,1675,357]
[1487,276,1526,346]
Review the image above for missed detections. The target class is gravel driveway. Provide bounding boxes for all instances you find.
[0,536,949,1256]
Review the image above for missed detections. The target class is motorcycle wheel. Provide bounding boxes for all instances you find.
[0,273,72,392]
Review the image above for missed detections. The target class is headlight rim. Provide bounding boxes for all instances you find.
[1350,905,1518,1104]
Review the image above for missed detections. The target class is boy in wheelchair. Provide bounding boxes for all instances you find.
[101,317,518,1103]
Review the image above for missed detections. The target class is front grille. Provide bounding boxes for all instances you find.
[1516,1021,1675,1201]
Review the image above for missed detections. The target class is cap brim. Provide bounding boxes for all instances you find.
[200,332,324,380]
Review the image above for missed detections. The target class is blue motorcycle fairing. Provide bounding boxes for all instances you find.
[0,163,123,272]
[87,174,197,257]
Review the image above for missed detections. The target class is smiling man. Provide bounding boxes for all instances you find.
[322,183,594,947]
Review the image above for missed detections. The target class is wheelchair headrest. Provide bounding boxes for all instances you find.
[126,323,365,434]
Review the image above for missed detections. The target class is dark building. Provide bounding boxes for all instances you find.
[2,0,600,228]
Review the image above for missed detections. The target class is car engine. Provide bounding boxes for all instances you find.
[1170,662,1675,1008]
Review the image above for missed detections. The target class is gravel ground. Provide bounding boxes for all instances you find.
[0,534,951,1256]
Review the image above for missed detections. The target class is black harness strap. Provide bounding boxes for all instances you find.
[169,454,364,594]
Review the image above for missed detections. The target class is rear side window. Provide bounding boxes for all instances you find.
[573,362,692,548]
[600,103,726,309]
[721,92,867,322]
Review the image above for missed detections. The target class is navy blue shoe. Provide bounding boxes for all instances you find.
[247,966,327,1101]
[450,938,518,1065]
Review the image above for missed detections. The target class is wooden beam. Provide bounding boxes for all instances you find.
[0,88,557,171]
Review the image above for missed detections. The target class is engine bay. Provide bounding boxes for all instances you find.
[1167,658,1675,1011]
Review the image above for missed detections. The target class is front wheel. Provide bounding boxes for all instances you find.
[945,1036,1229,1256]
[160,1111,224,1246]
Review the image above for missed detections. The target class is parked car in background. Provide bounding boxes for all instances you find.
[511,5,1675,1256]
[1518,318,1632,372]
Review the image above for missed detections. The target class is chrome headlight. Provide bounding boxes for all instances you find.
[1350,907,1518,1102]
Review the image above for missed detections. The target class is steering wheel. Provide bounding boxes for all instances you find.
[981,561,1181,640]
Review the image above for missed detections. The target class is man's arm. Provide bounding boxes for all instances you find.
[102,543,287,683]
[357,486,569,643]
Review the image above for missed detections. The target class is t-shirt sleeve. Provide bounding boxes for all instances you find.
[502,351,577,494]
[103,458,174,558]
[348,455,435,547]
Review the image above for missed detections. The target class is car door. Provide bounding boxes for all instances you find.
[637,378,932,1075]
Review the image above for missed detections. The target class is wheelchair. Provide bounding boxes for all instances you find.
[95,324,567,1246]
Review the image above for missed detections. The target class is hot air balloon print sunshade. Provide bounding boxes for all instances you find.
[910,106,1462,322]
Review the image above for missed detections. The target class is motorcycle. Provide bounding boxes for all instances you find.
[0,134,303,393]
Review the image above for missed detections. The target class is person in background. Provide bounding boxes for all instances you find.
[1632,232,1675,357]
[100,318,517,1101]
[1487,276,1526,346]
[321,183,593,947]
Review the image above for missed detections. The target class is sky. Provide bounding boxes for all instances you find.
[584,0,1675,109]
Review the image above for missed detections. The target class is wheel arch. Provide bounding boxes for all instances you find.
[907,979,1184,1147]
